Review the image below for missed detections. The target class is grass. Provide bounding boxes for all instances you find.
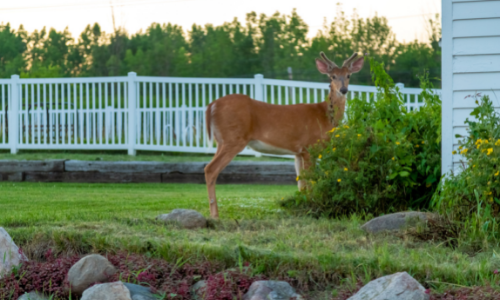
[0,150,292,162]
[2,182,500,296]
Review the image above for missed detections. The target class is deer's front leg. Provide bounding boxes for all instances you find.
[294,152,311,191]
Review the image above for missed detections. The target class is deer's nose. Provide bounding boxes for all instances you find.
[340,87,348,95]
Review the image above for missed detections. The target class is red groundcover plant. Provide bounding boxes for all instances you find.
[0,250,267,300]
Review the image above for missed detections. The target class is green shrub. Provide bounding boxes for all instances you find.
[282,59,441,217]
[432,96,500,244]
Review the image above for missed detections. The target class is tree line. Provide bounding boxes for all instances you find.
[0,9,441,87]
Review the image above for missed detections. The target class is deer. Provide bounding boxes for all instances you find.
[204,52,365,218]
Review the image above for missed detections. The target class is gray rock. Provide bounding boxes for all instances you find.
[156,209,207,229]
[17,292,49,300]
[243,281,303,300]
[81,281,132,300]
[191,280,207,300]
[347,272,429,300]
[67,254,117,295]
[123,282,156,300]
[361,212,435,234]
[0,227,28,279]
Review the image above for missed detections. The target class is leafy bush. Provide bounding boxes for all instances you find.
[282,59,441,217]
[431,95,500,244]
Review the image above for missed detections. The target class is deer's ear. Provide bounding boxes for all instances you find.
[349,57,364,73]
[316,59,330,74]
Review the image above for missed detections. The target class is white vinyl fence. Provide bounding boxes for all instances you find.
[0,73,435,156]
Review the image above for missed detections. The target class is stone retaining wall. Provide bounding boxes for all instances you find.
[0,160,296,184]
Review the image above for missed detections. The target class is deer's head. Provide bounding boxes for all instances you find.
[315,52,365,96]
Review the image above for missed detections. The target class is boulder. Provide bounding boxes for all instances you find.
[81,281,132,300]
[156,209,207,229]
[191,280,207,300]
[361,212,435,234]
[0,227,28,279]
[243,281,303,300]
[347,272,429,300]
[67,254,117,295]
[123,282,156,300]
[17,292,49,300]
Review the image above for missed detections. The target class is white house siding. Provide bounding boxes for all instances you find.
[442,0,500,174]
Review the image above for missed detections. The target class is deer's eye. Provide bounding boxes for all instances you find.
[331,75,336,80]
[347,75,351,79]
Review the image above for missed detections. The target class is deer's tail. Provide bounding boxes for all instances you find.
[206,103,213,142]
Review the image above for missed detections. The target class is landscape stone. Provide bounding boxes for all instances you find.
[67,254,117,295]
[347,272,429,300]
[361,212,435,234]
[123,282,156,300]
[81,281,132,300]
[0,227,28,279]
[243,281,303,300]
[17,292,49,300]
[191,280,207,300]
[156,209,207,229]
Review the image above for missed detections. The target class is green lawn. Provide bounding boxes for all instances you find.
[0,150,292,162]
[1,182,499,294]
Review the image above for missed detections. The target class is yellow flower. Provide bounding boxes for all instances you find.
[416,145,420,148]
[495,139,500,146]
[296,176,299,181]
[318,154,322,159]
[476,139,482,145]
[357,134,362,137]
[489,192,493,195]
[473,165,476,168]
[335,134,340,138]
[337,179,341,182]
[452,150,457,155]
[461,148,468,154]
[395,142,400,145]
[392,157,395,161]
[488,148,494,155]
[344,125,349,128]
[344,167,348,171]
[329,127,337,133]
[485,139,489,143]
[495,171,499,176]
[422,141,425,144]
[332,148,336,151]
[477,144,481,149]
[459,145,463,150]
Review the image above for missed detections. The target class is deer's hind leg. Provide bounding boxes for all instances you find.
[205,143,247,218]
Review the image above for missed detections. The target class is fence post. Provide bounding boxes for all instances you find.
[127,72,137,156]
[254,74,264,101]
[9,75,19,154]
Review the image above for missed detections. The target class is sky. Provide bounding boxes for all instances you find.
[0,0,441,43]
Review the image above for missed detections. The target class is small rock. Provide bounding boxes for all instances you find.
[123,282,156,300]
[243,281,303,300]
[17,292,49,300]
[361,212,435,234]
[0,227,28,279]
[156,209,207,229]
[68,254,117,295]
[347,272,429,300]
[81,281,132,300]
[191,280,207,300]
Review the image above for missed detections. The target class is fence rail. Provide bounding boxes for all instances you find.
[0,73,438,156]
